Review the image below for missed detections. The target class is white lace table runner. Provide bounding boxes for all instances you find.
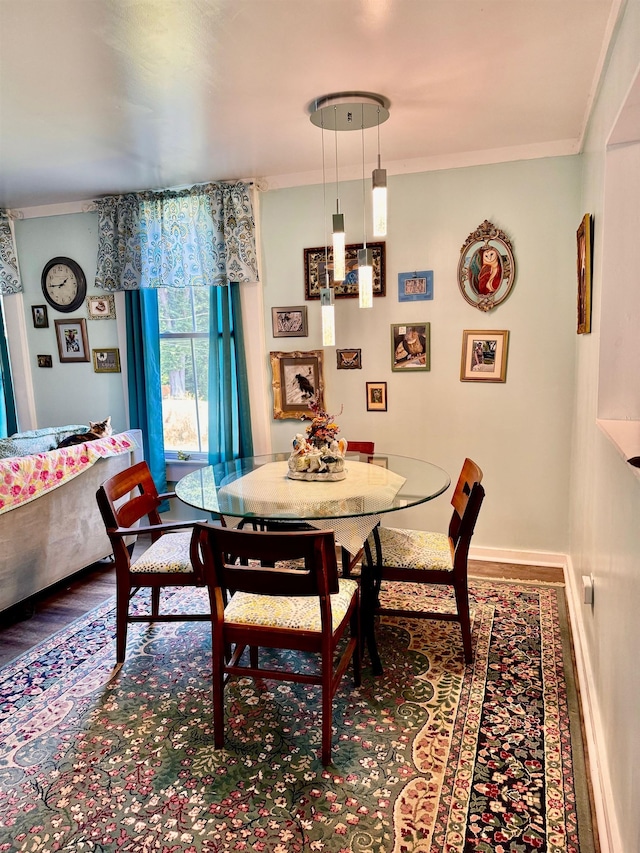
[220,460,406,555]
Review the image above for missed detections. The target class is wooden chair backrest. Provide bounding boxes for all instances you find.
[347,441,375,455]
[192,524,340,599]
[96,460,163,535]
[448,458,485,555]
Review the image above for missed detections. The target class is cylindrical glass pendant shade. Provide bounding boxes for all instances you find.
[320,285,335,346]
[372,167,387,237]
[358,247,373,309]
[332,213,345,282]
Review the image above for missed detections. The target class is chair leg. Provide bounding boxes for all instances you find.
[321,652,333,766]
[212,642,226,749]
[151,587,160,617]
[350,607,361,687]
[454,578,473,664]
[116,583,130,664]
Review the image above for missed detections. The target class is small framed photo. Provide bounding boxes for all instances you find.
[336,348,362,369]
[366,381,387,412]
[398,271,433,302]
[391,323,430,371]
[54,318,90,363]
[304,242,386,300]
[271,306,308,337]
[577,213,593,334]
[460,330,509,382]
[87,294,116,320]
[92,348,121,373]
[37,354,53,368]
[269,349,325,419]
[31,305,49,328]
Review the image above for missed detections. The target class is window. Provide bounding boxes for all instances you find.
[158,287,210,455]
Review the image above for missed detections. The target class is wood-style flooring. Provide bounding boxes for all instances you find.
[0,554,563,668]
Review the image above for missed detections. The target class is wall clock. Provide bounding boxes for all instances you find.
[41,256,87,313]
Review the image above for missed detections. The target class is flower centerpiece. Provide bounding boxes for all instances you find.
[287,397,347,481]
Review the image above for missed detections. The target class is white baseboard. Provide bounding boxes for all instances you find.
[469,544,567,568]
[563,556,621,853]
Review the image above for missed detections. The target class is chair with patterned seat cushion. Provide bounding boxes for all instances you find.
[190,523,360,766]
[363,457,484,664]
[96,460,211,663]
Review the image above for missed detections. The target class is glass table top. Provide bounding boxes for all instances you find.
[175,452,451,521]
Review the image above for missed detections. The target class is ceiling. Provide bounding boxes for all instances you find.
[0,0,621,212]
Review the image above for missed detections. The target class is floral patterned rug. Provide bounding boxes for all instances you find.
[0,579,595,853]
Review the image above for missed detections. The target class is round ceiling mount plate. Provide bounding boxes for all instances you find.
[309,91,390,131]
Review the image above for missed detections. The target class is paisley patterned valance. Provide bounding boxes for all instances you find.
[95,182,259,291]
[0,210,22,296]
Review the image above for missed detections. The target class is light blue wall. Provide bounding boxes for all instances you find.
[261,156,581,554]
[13,212,127,431]
[567,1,640,850]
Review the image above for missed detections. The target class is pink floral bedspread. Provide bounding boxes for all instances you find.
[0,432,139,516]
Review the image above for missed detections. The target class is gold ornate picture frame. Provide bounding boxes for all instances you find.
[457,220,516,312]
[577,213,593,334]
[269,349,325,419]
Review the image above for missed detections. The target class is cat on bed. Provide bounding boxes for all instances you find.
[57,416,112,448]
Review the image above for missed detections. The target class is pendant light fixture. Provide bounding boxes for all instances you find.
[309,92,390,318]
[319,121,336,346]
[358,113,373,309]
[372,107,387,237]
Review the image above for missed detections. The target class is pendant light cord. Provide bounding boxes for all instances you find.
[361,109,367,250]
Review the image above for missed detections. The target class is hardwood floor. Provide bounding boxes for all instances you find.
[0,552,563,668]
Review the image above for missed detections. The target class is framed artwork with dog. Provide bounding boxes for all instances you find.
[269,349,325,420]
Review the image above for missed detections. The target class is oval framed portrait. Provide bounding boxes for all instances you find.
[457,220,516,312]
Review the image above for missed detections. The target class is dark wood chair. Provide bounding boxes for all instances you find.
[96,460,211,663]
[363,458,485,664]
[190,524,361,766]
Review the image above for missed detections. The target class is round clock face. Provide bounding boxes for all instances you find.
[41,257,87,313]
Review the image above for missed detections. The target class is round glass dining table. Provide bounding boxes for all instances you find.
[175,452,451,674]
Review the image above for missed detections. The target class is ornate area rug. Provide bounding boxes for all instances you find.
[0,579,595,853]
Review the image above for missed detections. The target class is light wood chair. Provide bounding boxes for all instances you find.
[363,458,485,664]
[191,524,361,766]
[96,460,211,663]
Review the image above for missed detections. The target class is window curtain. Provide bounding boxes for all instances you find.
[208,283,253,464]
[125,288,166,493]
[0,211,20,437]
[95,182,258,473]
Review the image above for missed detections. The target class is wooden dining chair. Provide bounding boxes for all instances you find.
[346,440,375,456]
[363,458,484,664]
[190,523,361,766]
[96,460,211,663]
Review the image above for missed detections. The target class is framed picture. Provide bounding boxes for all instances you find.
[87,294,116,320]
[577,213,593,334]
[271,306,308,337]
[31,305,49,328]
[92,348,121,373]
[460,330,509,382]
[36,354,53,368]
[269,349,325,420]
[398,271,433,302]
[304,242,386,300]
[54,318,90,363]
[366,381,387,412]
[391,322,430,371]
[457,220,516,312]
[336,348,362,369]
